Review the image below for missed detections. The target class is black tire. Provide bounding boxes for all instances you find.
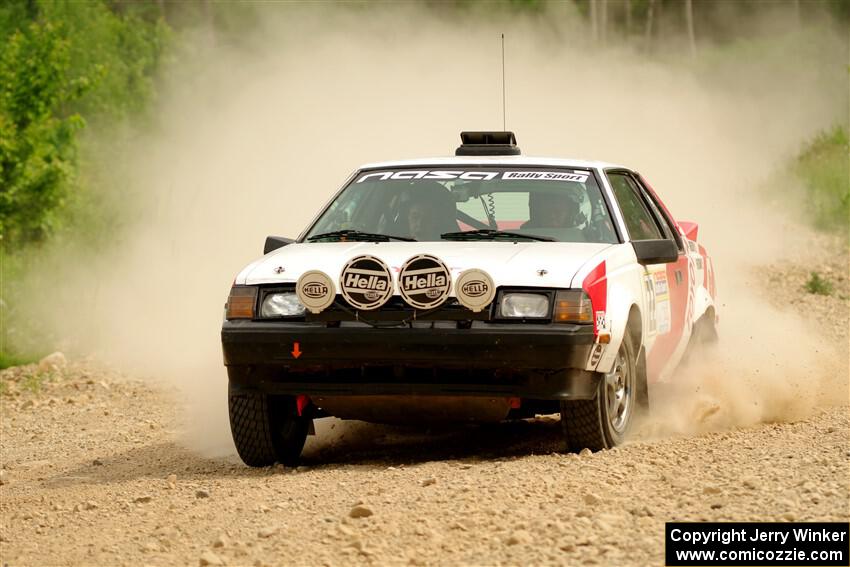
[680,311,719,365]
[560,332,638,452]
[692,311,719,346]
[228,387,310,467]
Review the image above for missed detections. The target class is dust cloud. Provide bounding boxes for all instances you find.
[19,4,848,455]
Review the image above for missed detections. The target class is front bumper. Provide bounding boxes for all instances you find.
[222,320,598,400]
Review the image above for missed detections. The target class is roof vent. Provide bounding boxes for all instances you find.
[455,131,521,156]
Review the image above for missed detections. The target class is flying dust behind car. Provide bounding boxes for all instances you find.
[221,131,717,467]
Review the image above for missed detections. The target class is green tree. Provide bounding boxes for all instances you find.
[0,1,171,367]
[0,0,170,250]
[0,21,84,248]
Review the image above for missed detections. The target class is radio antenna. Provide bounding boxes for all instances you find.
[501,33,506,130]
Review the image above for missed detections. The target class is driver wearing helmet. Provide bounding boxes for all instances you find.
[395,182,459,241]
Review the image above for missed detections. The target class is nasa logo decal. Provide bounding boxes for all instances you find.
[455,269,495,312]
[339,255,393,310]
[296,270,335,314]
[398,255,452,310]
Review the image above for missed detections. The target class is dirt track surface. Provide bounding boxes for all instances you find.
[1,373,848,567]
[1,237,849,567]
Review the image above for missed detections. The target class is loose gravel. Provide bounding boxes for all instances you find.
[1,237,847,567]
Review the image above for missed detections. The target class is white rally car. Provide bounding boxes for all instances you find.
[222,132,718,466]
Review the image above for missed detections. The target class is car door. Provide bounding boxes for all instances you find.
[606,171,689,382]
[632,174,694,380]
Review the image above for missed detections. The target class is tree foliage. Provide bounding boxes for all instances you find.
[0,0,168,251]
[0,20,85,247]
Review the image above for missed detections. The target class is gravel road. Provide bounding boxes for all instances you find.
[1,237,848,567]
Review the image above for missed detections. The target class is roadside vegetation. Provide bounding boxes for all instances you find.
[805,271,835,296]
[791,125,848,297]
[1,0,168,368]
[1,0,848,369]
[793,125,849,233]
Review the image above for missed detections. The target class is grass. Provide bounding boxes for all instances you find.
[1,246,51,371]
[0,350,37,370]
[20,371,54,394]
[0,362,56,396]
[804,271,834,296]
[793,126,850,232]
[0,372,54,396]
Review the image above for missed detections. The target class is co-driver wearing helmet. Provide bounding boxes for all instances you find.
[522,185,588,230]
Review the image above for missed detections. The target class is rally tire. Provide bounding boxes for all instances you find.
[560,397,608,451]
[681,311,718,365]
[228,388,309,467]
[560,331,637,452]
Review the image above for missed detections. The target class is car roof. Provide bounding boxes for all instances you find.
[358,155,629,171]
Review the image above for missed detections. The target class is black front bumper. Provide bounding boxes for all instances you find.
[222,320,599,400]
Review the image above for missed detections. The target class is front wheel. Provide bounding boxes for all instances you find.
[229,387,310,467]
[560,333,637,452]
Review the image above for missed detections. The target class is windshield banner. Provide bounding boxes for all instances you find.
[355,170,589,184]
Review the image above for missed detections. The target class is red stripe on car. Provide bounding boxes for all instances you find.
[582,261,607,336]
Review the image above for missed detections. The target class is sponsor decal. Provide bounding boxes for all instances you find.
[595,310,608,331]
[502,171,589,183]
[589,343,605,367]
[397,255,452,310]
[339,255,393,310]
[650,269,671,334]
[462,281,487,297]
[454,269,495,312]
[355,170,588,184]
[653,270,669,296]
[644,274,657,333]
[296,270,336,314]
[303,284,327,298]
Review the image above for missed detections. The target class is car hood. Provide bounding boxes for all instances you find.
[238,241,613,290]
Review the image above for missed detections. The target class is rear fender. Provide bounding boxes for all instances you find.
[693,285,714,324]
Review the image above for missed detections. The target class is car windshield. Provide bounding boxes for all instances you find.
[304,167,619,243]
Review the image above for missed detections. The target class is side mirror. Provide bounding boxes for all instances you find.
[264,236,294,255]
[632,239,679,265]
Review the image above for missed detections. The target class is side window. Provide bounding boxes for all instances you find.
[607,173,664,240]
[634,179,684,251]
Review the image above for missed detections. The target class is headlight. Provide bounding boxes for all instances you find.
[260,292,306,318]
[498,292,550,318]
[553,290,593,324]
[226,286,257,319]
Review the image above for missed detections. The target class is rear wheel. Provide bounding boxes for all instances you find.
[681,310,718,365]
[560,332,637,452]
[228,386,310,467]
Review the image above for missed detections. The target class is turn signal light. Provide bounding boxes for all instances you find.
[553,290,593,324]
[226,286,257,320]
